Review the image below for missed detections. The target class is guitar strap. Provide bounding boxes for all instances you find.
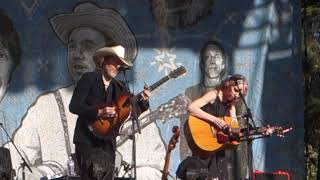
[54,90,72,157]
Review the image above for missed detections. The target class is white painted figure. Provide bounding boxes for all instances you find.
[6,2,164,180]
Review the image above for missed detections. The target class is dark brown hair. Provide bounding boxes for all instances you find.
[221,74,248,95]
[0,9,21,69]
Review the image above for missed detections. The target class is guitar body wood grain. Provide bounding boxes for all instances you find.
[185,115,239,158]
[89,93,131,139]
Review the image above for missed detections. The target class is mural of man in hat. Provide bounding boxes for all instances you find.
[7,2,165,180]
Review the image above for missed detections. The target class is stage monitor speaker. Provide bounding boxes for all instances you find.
[253,170,290,180]
[64,175,80,180]
[63,176,132,180]
[41,175,80,180]
[176,156,209,180]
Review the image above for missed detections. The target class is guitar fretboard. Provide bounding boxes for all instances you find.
[149,76,170,91]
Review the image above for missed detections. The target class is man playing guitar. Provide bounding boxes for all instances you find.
[69,44,150,180]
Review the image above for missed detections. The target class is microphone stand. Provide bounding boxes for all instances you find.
[237,90,256,180]
[0,113,32,180]
[121,69,141,180]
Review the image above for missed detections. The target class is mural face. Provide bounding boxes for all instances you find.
[203,44,225,79]
[0,10,20,103]
[200,43,226,89]
[67,27,106,82]
[0,42,13,102]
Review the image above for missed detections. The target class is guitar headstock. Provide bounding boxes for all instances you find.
[168,66,187,79]
[272,126,293,137]
[168,126,180,151]
[261,125,293,137]
[149,94,189,123]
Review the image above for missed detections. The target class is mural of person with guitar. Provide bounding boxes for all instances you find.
[4,2,143,179]
[69,44,151,180]
[186,74,248,180]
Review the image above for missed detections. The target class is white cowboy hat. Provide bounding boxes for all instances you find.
[49,2,137,65]
[94,45,132,68]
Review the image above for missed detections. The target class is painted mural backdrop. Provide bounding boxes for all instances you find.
[0,0,303,179]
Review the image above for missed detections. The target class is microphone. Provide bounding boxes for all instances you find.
[118,66,131,73]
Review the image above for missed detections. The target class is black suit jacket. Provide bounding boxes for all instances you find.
[69,71,149,148]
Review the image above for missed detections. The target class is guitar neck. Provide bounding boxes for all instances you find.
[134,76,170,99]
[149,76,170,91]
[241,126,274,136]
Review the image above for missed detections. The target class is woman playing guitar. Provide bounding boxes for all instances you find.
[187,74,248,180]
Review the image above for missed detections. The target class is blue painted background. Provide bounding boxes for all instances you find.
[0,0,303,179]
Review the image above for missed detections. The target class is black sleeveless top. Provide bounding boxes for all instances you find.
[198,96,232,179]
[201,97,229,117]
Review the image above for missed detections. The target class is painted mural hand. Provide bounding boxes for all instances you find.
[141,84,151,101]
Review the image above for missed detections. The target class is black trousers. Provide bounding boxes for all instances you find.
[206,150,228,180]
[75,142,115,180]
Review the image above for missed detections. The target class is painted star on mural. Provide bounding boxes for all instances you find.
[19,0,39,17]
[151,48,182,75]
[37,58,49,72]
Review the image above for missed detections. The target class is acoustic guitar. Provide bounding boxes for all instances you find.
[88,66,186,139]
[161,126,180,180]
[185,115,292,157]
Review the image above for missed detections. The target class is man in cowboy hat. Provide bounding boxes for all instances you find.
[69,44,151,180]
[6,2,143,179]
